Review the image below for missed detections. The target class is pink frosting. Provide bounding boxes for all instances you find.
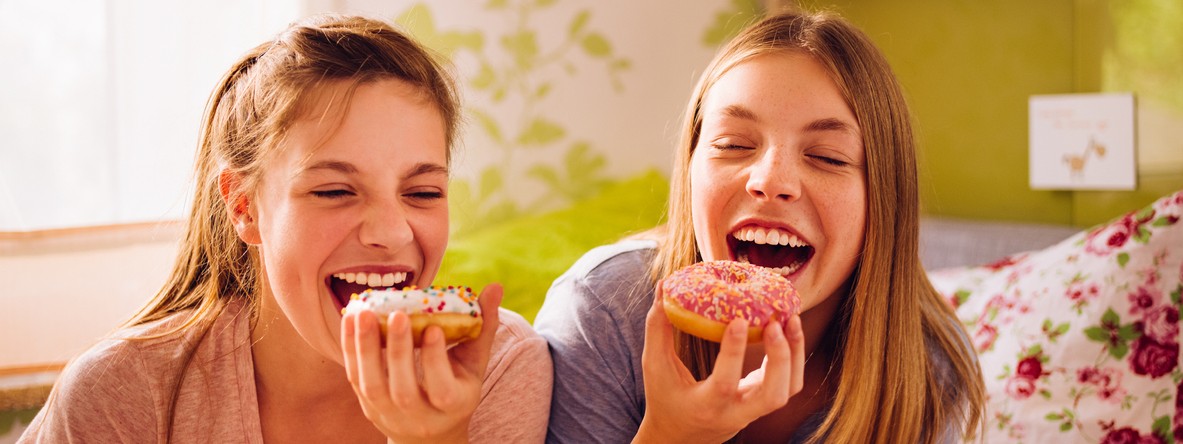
[663,261,800,326]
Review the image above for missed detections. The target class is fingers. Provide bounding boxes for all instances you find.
[739,320,791,413]
[786,314,806,395]
[419,325,460,410]
[705,319,749,396]
[383,311,423,410]
[451,283,502,376]
[341,311,361,385]
[642,286,677,367]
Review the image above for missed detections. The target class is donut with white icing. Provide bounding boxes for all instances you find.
[343,286,482,346]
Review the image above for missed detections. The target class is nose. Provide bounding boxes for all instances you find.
[745,149,800,201]
[358,198,414,251]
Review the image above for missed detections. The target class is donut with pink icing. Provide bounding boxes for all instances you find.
[661,261,800,343]
[343,286,482,346]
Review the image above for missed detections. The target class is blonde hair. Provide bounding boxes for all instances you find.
[650,10,983,443]
[125,14,460,335]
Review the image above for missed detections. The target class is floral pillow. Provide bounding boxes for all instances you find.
[929,190,1183,443]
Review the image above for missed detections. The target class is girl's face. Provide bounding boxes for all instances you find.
[690,51,867,312]
[242,79,449,365]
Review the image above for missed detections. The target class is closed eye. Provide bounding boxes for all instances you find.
[711,143,754,151]
[406,191,444,200]
[808,154,850,167]
[311,189,354,199]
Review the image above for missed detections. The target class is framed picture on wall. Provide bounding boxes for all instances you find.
[1028,93,1136,190]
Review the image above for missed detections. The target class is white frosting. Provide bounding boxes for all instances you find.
[343,286,481,317]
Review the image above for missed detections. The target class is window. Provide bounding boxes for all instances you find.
[0,0,300,230]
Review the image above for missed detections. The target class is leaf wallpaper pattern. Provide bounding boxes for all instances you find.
[395,1,763,236]
[397,1,629,235]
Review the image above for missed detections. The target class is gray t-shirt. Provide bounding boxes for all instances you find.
[535,240,964,443]
[536,240,825,443]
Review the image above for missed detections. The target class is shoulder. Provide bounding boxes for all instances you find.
[60,310,201,392]
[490,308,549,365]
[535,239,657,330]
[562,239,657,285]
[22,311,200,441]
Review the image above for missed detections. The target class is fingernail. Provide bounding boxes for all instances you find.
[730,320,746,338]
[768,322,784,342]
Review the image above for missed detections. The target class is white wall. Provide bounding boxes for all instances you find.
[0,224,181,367]
[0,0,300,231]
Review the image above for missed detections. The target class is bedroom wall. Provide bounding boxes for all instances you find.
[305,0,737,236]
[825,0,1183,227]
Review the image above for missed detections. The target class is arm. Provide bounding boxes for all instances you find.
[535,270,647,444]
[467,309,553,444]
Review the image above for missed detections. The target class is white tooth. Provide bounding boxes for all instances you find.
[344,273,355,283]
[368,273,381,287]
[355,273,367,285]
[332,273,341,279]
[791,235,805,247]
[395,272,406,283]
[738,254,750,263]
[768,230,780,245]
[381,273,395,287]
[779,233,790,246]
[754,229,766,244]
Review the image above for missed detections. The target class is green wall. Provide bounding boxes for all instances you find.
[809,0,1183,228]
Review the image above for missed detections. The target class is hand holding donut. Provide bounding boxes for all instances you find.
[341,283,503,444]
[634,263,806,444]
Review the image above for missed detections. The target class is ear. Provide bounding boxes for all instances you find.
[219,170,261,245]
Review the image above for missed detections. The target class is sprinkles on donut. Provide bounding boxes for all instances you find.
[661,260,801,343]
[342,285,483,346]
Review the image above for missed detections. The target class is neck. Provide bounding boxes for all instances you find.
[251,291,383,442]
[251,296,354,402]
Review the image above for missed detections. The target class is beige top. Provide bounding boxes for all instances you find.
[19,299,552,443]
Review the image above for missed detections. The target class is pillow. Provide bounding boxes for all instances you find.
[929,190,1182,442]
[437,170,668,322]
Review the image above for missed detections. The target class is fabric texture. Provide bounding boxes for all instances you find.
[930,190,1183,443]
[19,299,552,443]
[535,239,964,443]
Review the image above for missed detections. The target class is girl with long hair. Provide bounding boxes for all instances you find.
[22,14,551,443]
[537,9,983,443]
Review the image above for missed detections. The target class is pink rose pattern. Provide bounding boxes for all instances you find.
[929,191,1183,443]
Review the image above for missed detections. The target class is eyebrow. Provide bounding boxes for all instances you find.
[404,162,449,179]
[805,118,859,136]
[297,160,449,179]
[301,160,358,176]
[718,106,859,137]
[720,105,759,122]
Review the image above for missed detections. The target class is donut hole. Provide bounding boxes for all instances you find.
[731,239,814,274]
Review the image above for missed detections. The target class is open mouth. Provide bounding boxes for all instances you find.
[327,271,414,312]
[729,226,814,276]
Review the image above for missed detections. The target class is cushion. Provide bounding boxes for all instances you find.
[929,190,1183,442]
[436,170,668,322]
